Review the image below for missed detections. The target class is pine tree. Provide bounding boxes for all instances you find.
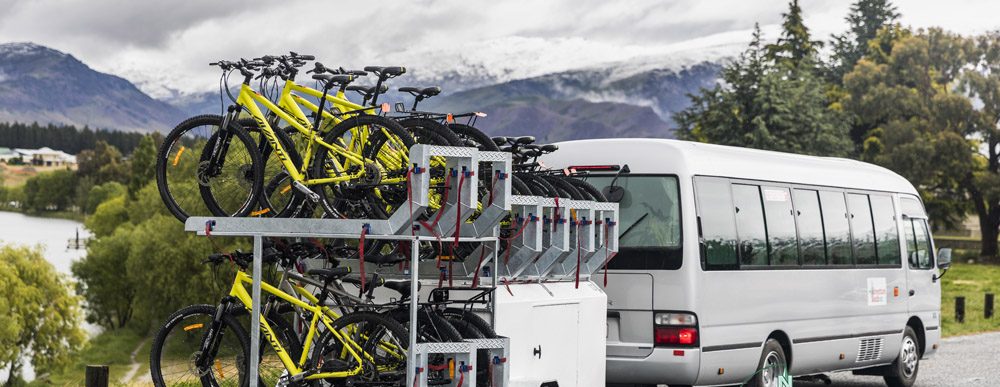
[766,0,822,70]
[828,0,900,83]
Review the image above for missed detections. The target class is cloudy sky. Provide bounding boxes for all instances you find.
[2,0,999,98]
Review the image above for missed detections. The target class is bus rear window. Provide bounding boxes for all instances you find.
[585,175,682,270]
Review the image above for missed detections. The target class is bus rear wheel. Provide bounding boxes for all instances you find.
[884,326,920,387]
[749,339,787,387]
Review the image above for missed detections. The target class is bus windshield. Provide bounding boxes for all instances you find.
[585,174,682,270]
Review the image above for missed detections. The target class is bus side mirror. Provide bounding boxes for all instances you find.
[937,248,952,270]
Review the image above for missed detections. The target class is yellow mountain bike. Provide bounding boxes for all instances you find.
[155,58,416,222]
[149,251,409,386]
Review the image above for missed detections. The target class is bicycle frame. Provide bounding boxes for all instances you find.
[227,270,371,380]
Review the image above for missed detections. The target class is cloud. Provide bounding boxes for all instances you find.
[0,0,996,97]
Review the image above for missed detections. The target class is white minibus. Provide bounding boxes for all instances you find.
[542,139,951,387]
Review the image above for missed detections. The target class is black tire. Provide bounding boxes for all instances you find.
[157,115,261,222]
[310,311,409,385]
[747,339,788,387]
[567,177,607,202]
[386,308,463,343]
[448,123,500,151]
[542,175,584,199]
[309,115,415,219]
[399,117,463,146]
[149,304,250,387]
[516,173,557,197]
[247,124,305,218]
[884,326,920,387]
[441,308,496,338]
[510,175,531,195]
[195,122,265,219]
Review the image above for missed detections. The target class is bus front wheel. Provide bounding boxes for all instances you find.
[884,326,920,387]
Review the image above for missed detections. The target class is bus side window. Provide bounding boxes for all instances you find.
[820,191,853,265]
[911,219,933,270]
[870,195,901,266]
[694,177,739,270]
[733,184,768,266]
[848,193,877,265]
[793,189,827,265]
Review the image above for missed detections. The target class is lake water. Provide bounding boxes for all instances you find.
[0,211,95,381]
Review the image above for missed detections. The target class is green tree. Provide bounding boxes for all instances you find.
[128,135,157,198]
[766,0,822,70]
[844,27,979,232]
[675,24,851,156]
[960,31,1000,259]
[73,224,136,329]
[828,0,900,83]
[85,195,129,238]
[76,141,128,185]
[0,245,85,385]
[22,169,78,212]
[84,181,127,214]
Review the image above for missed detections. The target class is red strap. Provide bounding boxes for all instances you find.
[487,171,501,207]
[406,167,414,236]
[501,277,514,296]
[552,196,560,232]
[428,172,453,230]
[448,244,455,288]
[501,217,530,265]
[457,365,465,387]
[488,361,494,387]
[427,363,448,371]
[604,221,610,287]
[471,247,487,287]
[454,171,467,249]
[359,225,368,294]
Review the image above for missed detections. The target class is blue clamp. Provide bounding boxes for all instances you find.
[412,164,425,174]
[361,223,371,233]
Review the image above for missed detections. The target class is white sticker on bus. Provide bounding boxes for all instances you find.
[763,188,789,202]
[867,277,888,306]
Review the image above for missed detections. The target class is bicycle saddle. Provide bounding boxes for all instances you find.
[383,280,418,300]
[398,86,441,98]
[363,66,406,77]
[346,84,388,95]
[311,73,356,86]
[306,267,352,281]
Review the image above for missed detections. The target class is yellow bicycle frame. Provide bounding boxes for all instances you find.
[229,270,369,380]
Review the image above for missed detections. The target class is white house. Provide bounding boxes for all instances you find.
[13,147,77,166]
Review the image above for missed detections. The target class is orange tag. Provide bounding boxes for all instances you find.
[446,113,454,123]
[381,103,390,113]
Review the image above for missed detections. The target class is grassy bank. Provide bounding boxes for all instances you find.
[940,262,1000,337]
[31,329,146,387]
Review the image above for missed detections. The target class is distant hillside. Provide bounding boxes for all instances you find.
[0,43,185,133]
[422,62,721,140]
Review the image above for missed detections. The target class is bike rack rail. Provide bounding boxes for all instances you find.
[182,144,615,387]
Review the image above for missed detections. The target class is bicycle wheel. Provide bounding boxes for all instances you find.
[157,115,252,222]
[243,122,306,218]
[541,175,584,200]
[448,123,500,151]
[149,304,249,387]
[567,177,607,202]
[309,115,415,219]
[510,175,531,195]
[196,123,265,218]
[310,311,410,385]
[398,117,463,146]
[441,308,496,338]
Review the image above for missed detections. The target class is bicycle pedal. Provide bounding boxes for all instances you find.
[292,181,321,202]
[319,358,352,372]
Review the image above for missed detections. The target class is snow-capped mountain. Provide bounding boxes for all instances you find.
[0,42,185,133]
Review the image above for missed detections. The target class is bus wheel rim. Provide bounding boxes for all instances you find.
[762,351,781,386]
[901,336,918,377]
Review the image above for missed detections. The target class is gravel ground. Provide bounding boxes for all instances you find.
[794,331,1000,387]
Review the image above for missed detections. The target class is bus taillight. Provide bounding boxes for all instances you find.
[654,312,699,348]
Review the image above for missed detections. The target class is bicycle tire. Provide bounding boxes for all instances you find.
[243,123,306,218]
[399,117,463,146]
[567,177,607,202]
[197,122,265,218]
[156,115,250,222]
[309,115,415,219]
[149,304,250,387]
[310,311,410,385]
[542,175,584,200]
[441,308,497,338]
[448,123,500,151]
[510,175,530,195]
[516,173,557,197]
